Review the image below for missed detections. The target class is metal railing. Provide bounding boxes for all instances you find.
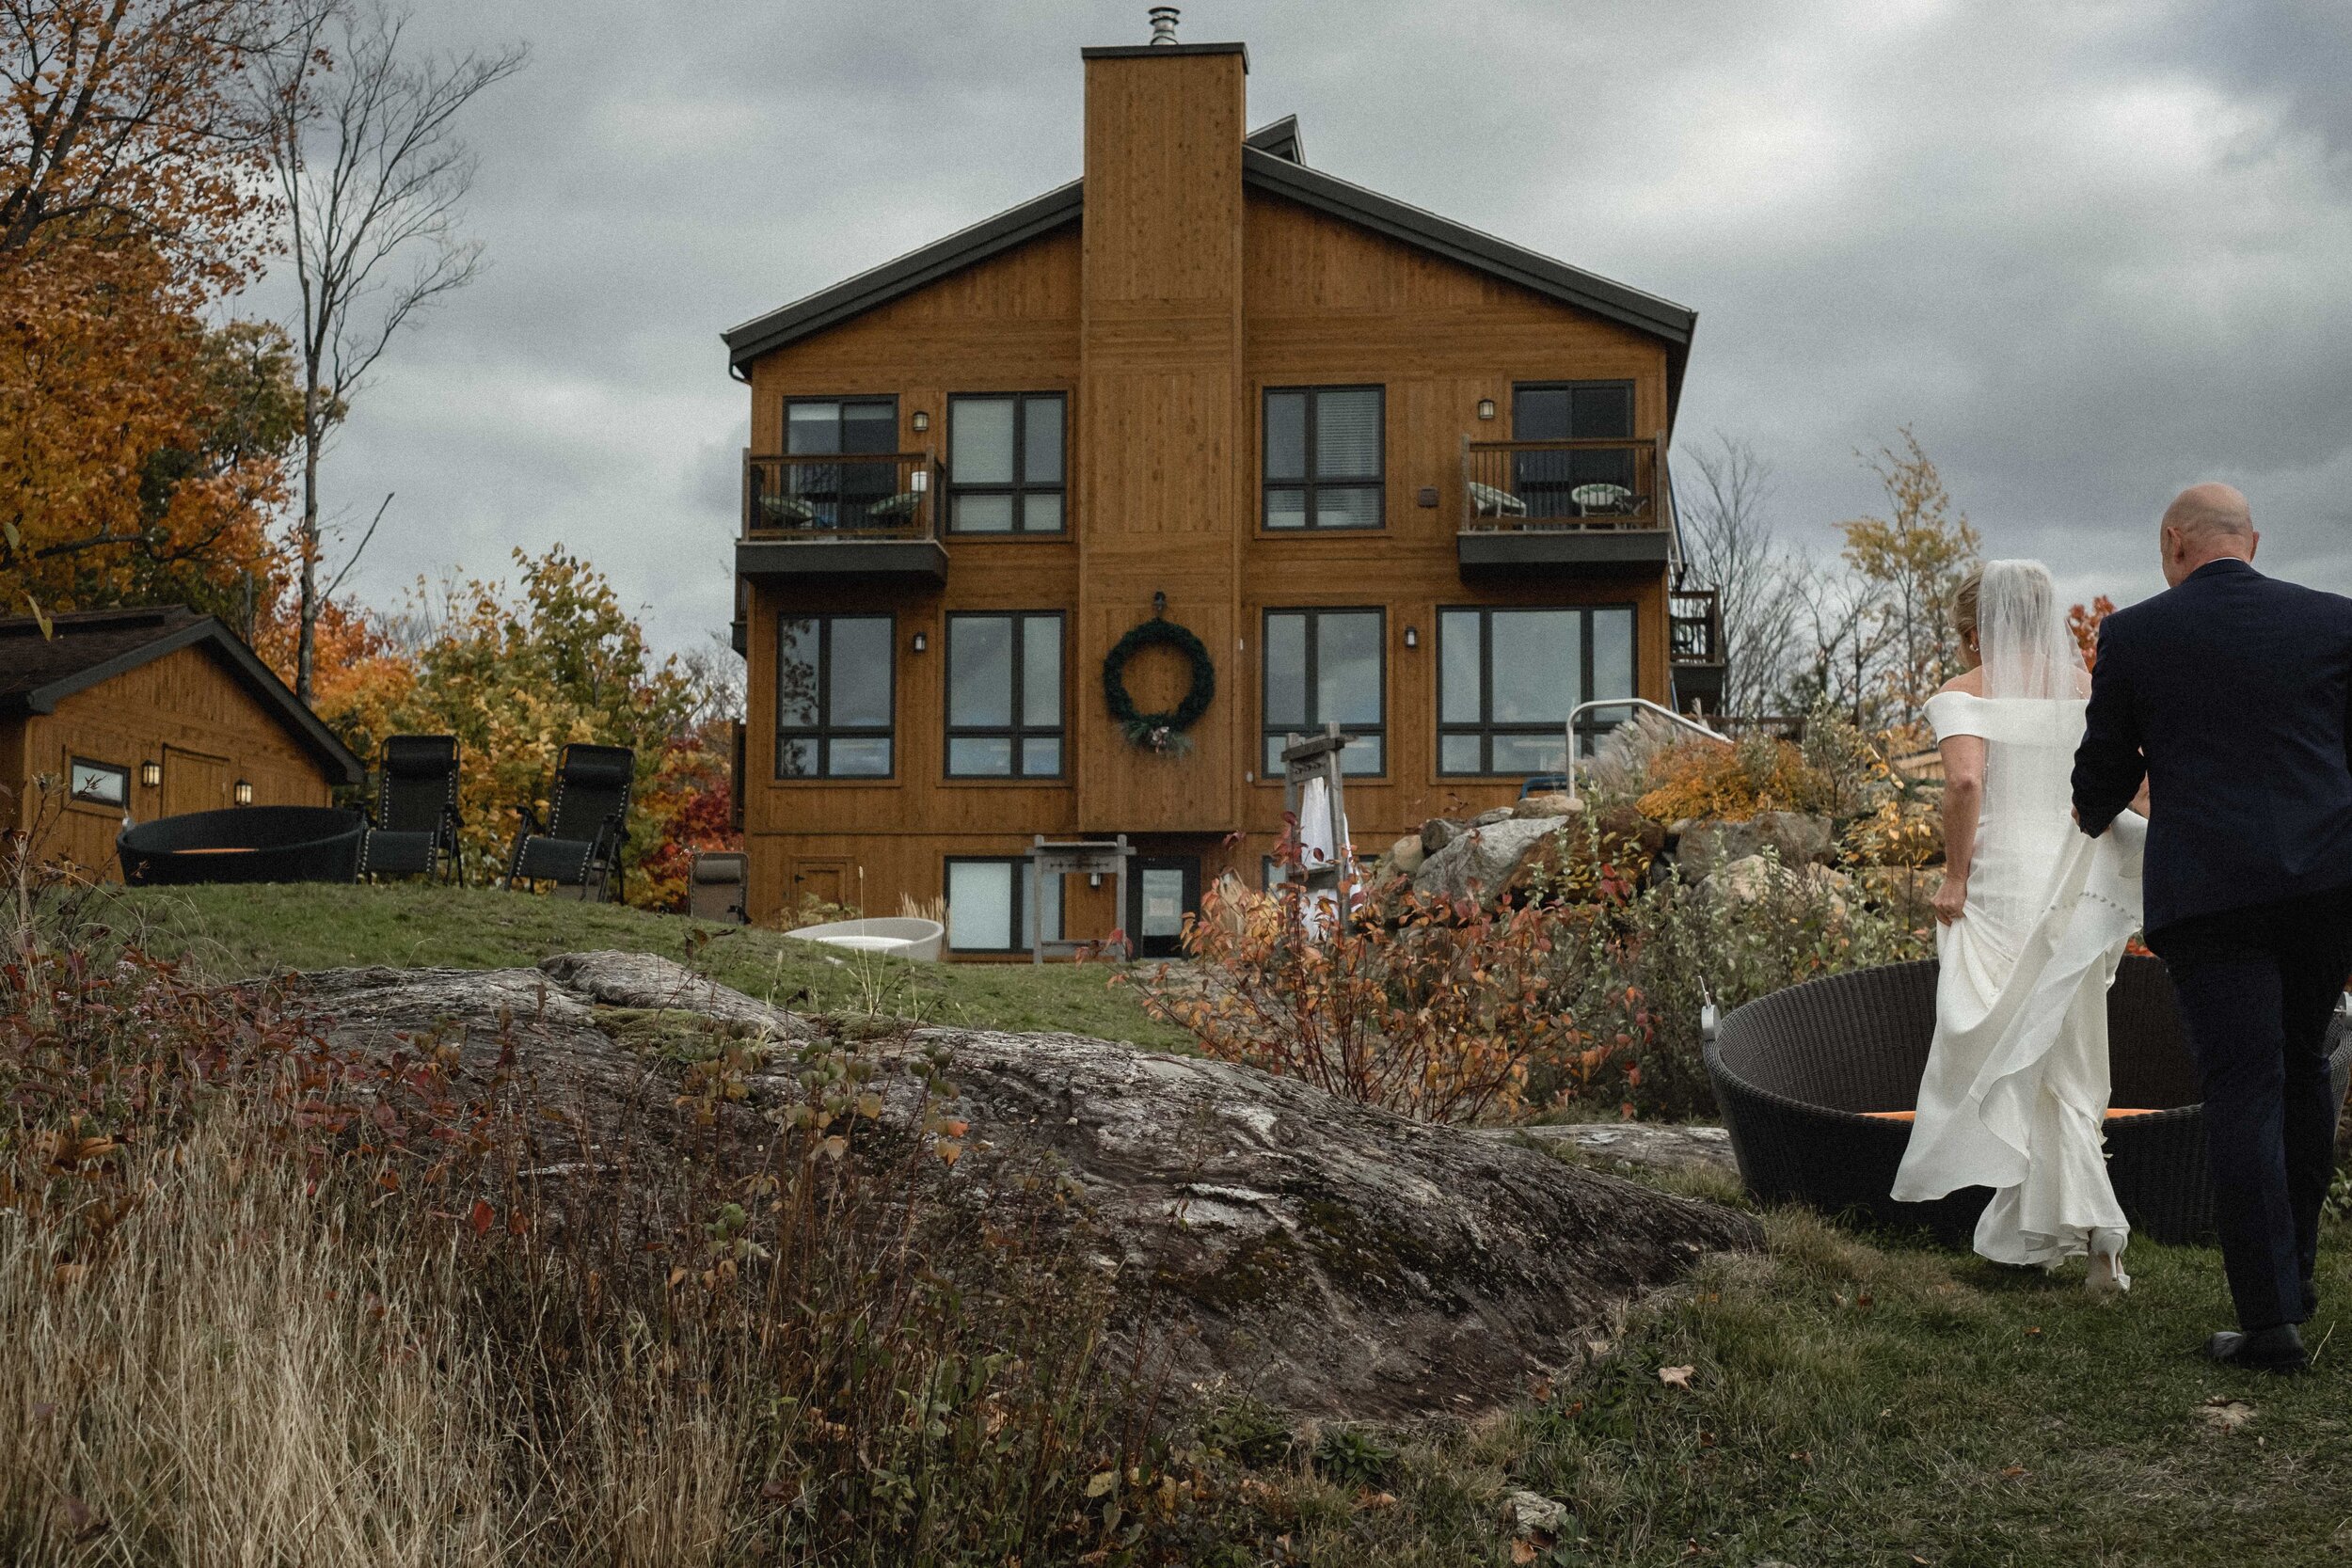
[1558,696,1731,807]
[1669,587,1723,666]
[1459,433,1673,532]
[742,450,940,540]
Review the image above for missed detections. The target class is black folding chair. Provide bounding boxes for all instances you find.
[504,743,634,902]
[358,734,463,882]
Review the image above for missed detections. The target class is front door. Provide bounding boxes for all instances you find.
[1128,857,1199,959]
[789,857,852,913]
[162,746,231,817]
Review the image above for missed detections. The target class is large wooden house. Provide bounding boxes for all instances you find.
[722,19,1722,956]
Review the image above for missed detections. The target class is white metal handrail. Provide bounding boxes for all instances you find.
[1560,698,1730,807]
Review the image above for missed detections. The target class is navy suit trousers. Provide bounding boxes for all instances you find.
[2146,886,2352,1331]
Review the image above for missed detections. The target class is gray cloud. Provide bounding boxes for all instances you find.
[262,0,2352,654]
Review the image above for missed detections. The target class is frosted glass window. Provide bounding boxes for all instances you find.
[947,861,1015,951]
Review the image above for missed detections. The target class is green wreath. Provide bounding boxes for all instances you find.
[1102,616,1216,754]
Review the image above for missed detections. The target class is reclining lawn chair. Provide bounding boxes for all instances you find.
[688,850,749,924]
[503,743,634,902]
[358,734,463,882]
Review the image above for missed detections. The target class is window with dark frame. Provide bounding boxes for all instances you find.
[946,611,1064,777]
[1263,386,1384,530]
[1510,381,1635,519]
[944,857,1065,953]
[1261,608,1386,776]
[947,393,1066,533]
[778,396,899,528]
[68,757,129,809]
[1438,605,1637,776]
[775,613,895,778]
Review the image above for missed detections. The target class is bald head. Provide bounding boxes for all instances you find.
[2159,482,2258,587]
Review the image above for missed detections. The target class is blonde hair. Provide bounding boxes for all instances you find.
[1951,566,1983,648]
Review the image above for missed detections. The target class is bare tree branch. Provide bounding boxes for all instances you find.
[1677,432,1803,719]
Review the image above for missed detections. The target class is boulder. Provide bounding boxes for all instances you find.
[1704,854,1851,915]
[1513,792,1581,820]
[283,953,1759,1423]
[1420,817,1460,856]
[1676,810,1836,874]
[1470,806,1517,828]
[1388,832,1426,876]
[1414,816,1569,903]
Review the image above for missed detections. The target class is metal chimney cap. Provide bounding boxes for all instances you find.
[1149,6,1181,44]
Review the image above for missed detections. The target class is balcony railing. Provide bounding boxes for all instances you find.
[742,450,940,540]
[1459,434,1669,532]
[1669,588,1723,666]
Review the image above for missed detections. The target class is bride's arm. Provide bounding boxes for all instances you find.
[1931,734,1986,925]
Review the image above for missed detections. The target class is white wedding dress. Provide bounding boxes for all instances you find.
[1891,564,2148,1274]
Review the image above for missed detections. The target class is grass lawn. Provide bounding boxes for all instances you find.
[108,880,1193,1050]
[84,880,2352,1564]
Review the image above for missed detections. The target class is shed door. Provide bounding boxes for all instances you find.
[162,746,231,817]
[789,858,851,911]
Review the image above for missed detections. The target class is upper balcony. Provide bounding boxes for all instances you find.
[737,450,948,585]
[1668,586,1727,717]
[1455,434,1677,578]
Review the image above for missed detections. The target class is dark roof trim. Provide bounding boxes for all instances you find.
[1239,145,1696,417]
[1244,115,1305,164]
[1080,41,1248,69]
[723,180,1083,372]
[14,618,363,784]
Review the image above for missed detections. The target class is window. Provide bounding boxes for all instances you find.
[777,397,898,527]
[1262,608,1384,775]
[945,857,1064,953]
[1263,386,1383,530]
[69,757,129,809]
[948,393,1065,533]
[1438,606,1637,775]
[946,612,1063,776]
[776,614,895,777]
[1510,381,1634,518]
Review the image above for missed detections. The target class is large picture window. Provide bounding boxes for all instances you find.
[1263,386,1383,531]
[946,612,1064,777]
[1510,381,1634,519]
[69,757,129,809]
[945,858,1064,953]
[1262,608,1384,775]
[947,393,1065,533]
[776,614,895,778]
[775,397,898,528]
[1438,605,1636,775]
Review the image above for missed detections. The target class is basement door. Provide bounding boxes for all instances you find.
[162,746,231,817]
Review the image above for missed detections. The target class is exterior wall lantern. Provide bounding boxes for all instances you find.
[139,761,163,788]
[911,409,930,433]
[232,780,254,805]
[911,630,928,654]
[1476,398,1497,420]
[1404,626,1420,648]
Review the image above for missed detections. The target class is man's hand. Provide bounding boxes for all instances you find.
[1931,871,1968,925]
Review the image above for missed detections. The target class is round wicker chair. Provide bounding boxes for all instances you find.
[1706,955,2352,1246]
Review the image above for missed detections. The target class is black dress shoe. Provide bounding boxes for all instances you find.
[2207,1323,2310,1373]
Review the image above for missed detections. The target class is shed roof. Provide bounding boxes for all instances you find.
[0,606,364,783]
[722,116,1695,415]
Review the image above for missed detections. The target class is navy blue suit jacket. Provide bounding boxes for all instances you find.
[2073,558,2352,934]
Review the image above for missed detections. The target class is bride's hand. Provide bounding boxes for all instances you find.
[1931,871,1967,925]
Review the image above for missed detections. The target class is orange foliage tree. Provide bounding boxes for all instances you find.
[0,1,290,622]
[2068,595,2115,671]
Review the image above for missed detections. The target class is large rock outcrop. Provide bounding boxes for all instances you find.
[285,952,1760,1422]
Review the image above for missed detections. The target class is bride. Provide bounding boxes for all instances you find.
[1891,560,2150,1295]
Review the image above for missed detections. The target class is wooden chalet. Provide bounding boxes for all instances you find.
[722,14,1724,956]
[0,607,362,877]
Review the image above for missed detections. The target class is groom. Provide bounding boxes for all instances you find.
[2074,483,2352,1372]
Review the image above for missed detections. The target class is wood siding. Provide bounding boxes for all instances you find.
[4,645,335,878]
[738,50,1681,943]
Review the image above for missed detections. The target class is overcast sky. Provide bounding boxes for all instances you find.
[267,0,2352,657]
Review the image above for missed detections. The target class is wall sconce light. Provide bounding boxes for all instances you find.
[140,760,163,788]
[911,409,930,433]
[232,780,254,806]
[1152,590,1168,618]
[1089,873,1103,889]
[1404,626,1420,648]
[1476,398,1497,420]
[911,630,929,653]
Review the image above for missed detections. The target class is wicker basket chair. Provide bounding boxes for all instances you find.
[1705,955,2352,1247]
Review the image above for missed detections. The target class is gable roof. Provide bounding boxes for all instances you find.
[723,116,1696,416]
[0,607,364,783]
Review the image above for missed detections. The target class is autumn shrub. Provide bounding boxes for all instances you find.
[1139,876,1576,1124]
[1633,730,1836,826]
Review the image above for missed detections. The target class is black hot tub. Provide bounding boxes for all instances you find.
[118,806,366,886]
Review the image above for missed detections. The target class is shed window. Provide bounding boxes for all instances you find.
[69,758,129,809]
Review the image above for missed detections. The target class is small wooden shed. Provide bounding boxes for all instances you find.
[0,606,363,877]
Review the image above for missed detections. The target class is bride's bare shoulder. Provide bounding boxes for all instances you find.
[1937,668,1987,697]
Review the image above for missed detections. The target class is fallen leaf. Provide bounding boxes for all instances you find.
[1085,1468,1118,1499]
[2023,1326,2042,1337]
[1659,1364,1695,1388]
[2199,1396,2254,1433]
[1999,1465,2027,1481]
[1510,1543,1538,1566]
